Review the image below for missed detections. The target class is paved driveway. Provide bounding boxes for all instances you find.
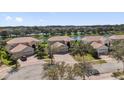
[54,53,77,64]
[100,55,118,63]
[18,56,45,67]
[5,56,45,80]
[93,55,123,74]
[93,62,123,74]
[6,63,44,80]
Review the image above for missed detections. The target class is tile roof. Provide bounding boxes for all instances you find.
[109,35,124,40]
[48,36,73,42]
[91,42,103,49]
[51,42,66,48]
[7,37,40,44]
[0,29,5,33]
[82,36,105,43]
[10,44,32,53]
[82,36,104,41]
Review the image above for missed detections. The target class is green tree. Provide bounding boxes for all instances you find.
[43,65,59,80]
[48,45,54,64]
[111,41,124,72]
[56,62,68,80]
[73,63,85,79]
[43,62,92,80]
[65,65,75,80]
[35,42,48,59]
[69,41,90,80]
[0,47,13,66]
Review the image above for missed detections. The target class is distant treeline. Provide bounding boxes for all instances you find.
[1,24,124,38]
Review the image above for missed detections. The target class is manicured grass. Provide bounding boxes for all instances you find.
[90,60,106,64]
[43,58,52,63]
[73,54,95,62]
[73,54,106,64]
[84,54,96,61]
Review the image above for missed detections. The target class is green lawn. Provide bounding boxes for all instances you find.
[89,60,106,64]
[73,54,106,64]
[73,54,95,62]
[43,58,51,63]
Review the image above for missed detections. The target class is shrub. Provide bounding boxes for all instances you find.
[35,42,49,59]
[2,58,12,66]
[112,72,124,77]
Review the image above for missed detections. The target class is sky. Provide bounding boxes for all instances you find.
[0,12,124,26]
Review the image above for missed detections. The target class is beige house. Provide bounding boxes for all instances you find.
[51,42,68,54]
[48,36,73,53]
[10,44,34,58]
[82,36,109,56]
[91,42,108,56]
[6,37,40,50]
[6,37,40,58]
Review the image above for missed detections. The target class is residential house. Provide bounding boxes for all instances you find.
[91,42,108,56]
[48,36,73,52]
[82,36,109,56]
[10,44,34,58]
[82,36,109,45]
[51,42,68,54]
[6,37,40,58]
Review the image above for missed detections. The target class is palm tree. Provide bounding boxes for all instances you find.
[48,44,54,65]
[57,62,68,80]
[70,42,89,80]
[35,42,48,59]
[73,63,85,80]
[65,65,76,80]
[11,56,19,71]
[43,65,58,80]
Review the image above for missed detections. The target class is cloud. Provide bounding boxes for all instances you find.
[15,17,23,22]
[5,16,12,21]
[40,19,45,22]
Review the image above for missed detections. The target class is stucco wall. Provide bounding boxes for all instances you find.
[12,47,34,58]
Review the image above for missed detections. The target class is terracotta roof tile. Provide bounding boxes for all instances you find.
[48,36,73,42]
[51,42,66,48]
[7,37,40,44]
[10,44,32,53]
[91,42,103,49]
[109,35,124,40]
[82,36,105,44]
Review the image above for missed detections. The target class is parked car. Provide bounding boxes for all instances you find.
[91,69,100,75]
[86,69,100,77]
[20,56,27,61]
